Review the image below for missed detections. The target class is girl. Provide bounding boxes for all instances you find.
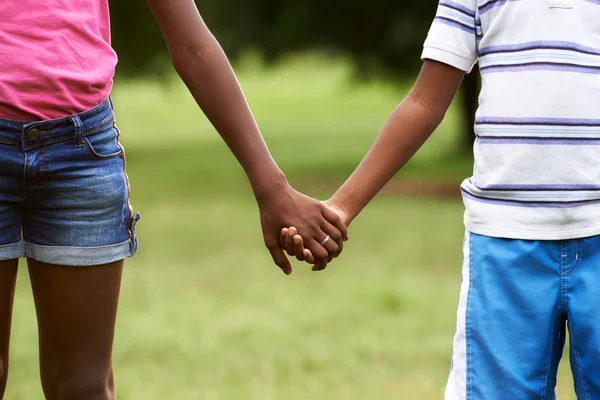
[0,0,346,398]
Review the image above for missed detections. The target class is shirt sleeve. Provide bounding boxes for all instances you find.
[421,0,479,73]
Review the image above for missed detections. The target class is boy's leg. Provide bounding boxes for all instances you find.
[28,259,123,400]
[446,233,564,400]
[0,260,18,398]
[565,234,600,399]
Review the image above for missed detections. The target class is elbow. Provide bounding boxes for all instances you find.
[407,91,446,130]
[171,40,213,76]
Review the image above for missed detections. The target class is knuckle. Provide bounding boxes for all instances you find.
[331,231,343,242]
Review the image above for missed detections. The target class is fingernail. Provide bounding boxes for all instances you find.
[344,236,349,241]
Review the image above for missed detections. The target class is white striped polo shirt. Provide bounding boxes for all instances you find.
[422,0,600,240]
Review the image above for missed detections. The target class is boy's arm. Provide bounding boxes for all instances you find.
[145,0,347,273]
[330,60,465,224]
[281,61,465,264]
[281,61,464,263]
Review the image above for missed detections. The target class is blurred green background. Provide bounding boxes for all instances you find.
[4,2,581,399]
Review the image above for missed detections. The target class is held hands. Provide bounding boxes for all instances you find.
[257,183,348,275]
[280,200,350,272]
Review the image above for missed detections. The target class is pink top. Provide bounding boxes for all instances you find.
[0,0,117,121]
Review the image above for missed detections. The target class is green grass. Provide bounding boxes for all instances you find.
[5,55,577,399]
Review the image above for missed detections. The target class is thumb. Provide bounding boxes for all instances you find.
[268,246,292,275]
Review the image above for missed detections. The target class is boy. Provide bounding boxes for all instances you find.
[283,0,600,398]
[0,0,346,398]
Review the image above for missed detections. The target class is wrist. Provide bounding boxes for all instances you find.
[327,195,356,226]
[251,170,290,202]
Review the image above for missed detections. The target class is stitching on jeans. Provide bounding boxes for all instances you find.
[560,242,568,312]
[0,138,19,146]
[465,233,473,400]
[22,120,114,151]
[539,309,561,399]
[114,122,134,245]
[39,145,48,181]
[572,334,591,400]
[566,240,583,275]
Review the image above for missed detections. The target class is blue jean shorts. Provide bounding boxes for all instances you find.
[0,98,139,266]
[446,232,600,399]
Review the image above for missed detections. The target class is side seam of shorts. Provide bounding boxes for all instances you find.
[113,116,139,257]
[445,232,472,400]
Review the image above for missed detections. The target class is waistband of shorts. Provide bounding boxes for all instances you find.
[0,97,115,146]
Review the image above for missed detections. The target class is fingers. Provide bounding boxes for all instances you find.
[285,227,297,255]
[321,206,348,241]
[320,220,344,259]
[281,227,306,261]
[267,244,292,275]
[302,246,316,264]
[293,235,306,262]
[319,233,340,263]
[281,227,338,266]
[292,234,319,264]
[280,228,288,249]
[306,241,330,272]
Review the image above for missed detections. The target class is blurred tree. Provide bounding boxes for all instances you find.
[109,0,479,152]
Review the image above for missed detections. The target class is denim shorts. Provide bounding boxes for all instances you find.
[0,98,139,266]
[446,232,600,399]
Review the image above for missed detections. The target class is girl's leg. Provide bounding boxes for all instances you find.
[0,260,18,398]
[28,259,123,400]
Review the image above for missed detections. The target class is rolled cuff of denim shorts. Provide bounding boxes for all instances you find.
[0,241,26,260]
[25,239,136,267]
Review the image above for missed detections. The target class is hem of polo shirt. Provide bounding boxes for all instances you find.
[465,221,600,241]
[422,43,477,73]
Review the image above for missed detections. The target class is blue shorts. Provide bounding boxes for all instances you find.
[446,232,600,399]
[0,98,139,266]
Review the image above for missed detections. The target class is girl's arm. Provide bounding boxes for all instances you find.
[282,60,466,264]
[146,0,347,274]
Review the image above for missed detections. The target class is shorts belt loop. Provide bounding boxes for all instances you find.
[108,96,115,110]
[69,114,84,148]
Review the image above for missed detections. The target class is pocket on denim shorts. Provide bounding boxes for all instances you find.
[82,125,123,159]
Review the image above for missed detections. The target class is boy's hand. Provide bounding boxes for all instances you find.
[258,186,348,275]
[280,200,350,271]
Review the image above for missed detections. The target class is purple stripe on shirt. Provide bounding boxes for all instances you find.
[471,183,600,192]
[477,136,600,145]
[479,0,519,14]
[479,41,600,57]
[585,0,600,5]
[434,17,476,34]
[462,189,600,208]
[475,117,600,127]
[480,62,600,75]
[439,0,477,17]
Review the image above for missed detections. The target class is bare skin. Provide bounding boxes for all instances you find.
[2,1,348,398]
[0,260,17,398]
[146,0,347,274]
[281,61,466,265]
[28,260,122,400]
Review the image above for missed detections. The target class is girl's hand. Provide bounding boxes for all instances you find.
[280,200,350,271]
[258,186,348,275]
